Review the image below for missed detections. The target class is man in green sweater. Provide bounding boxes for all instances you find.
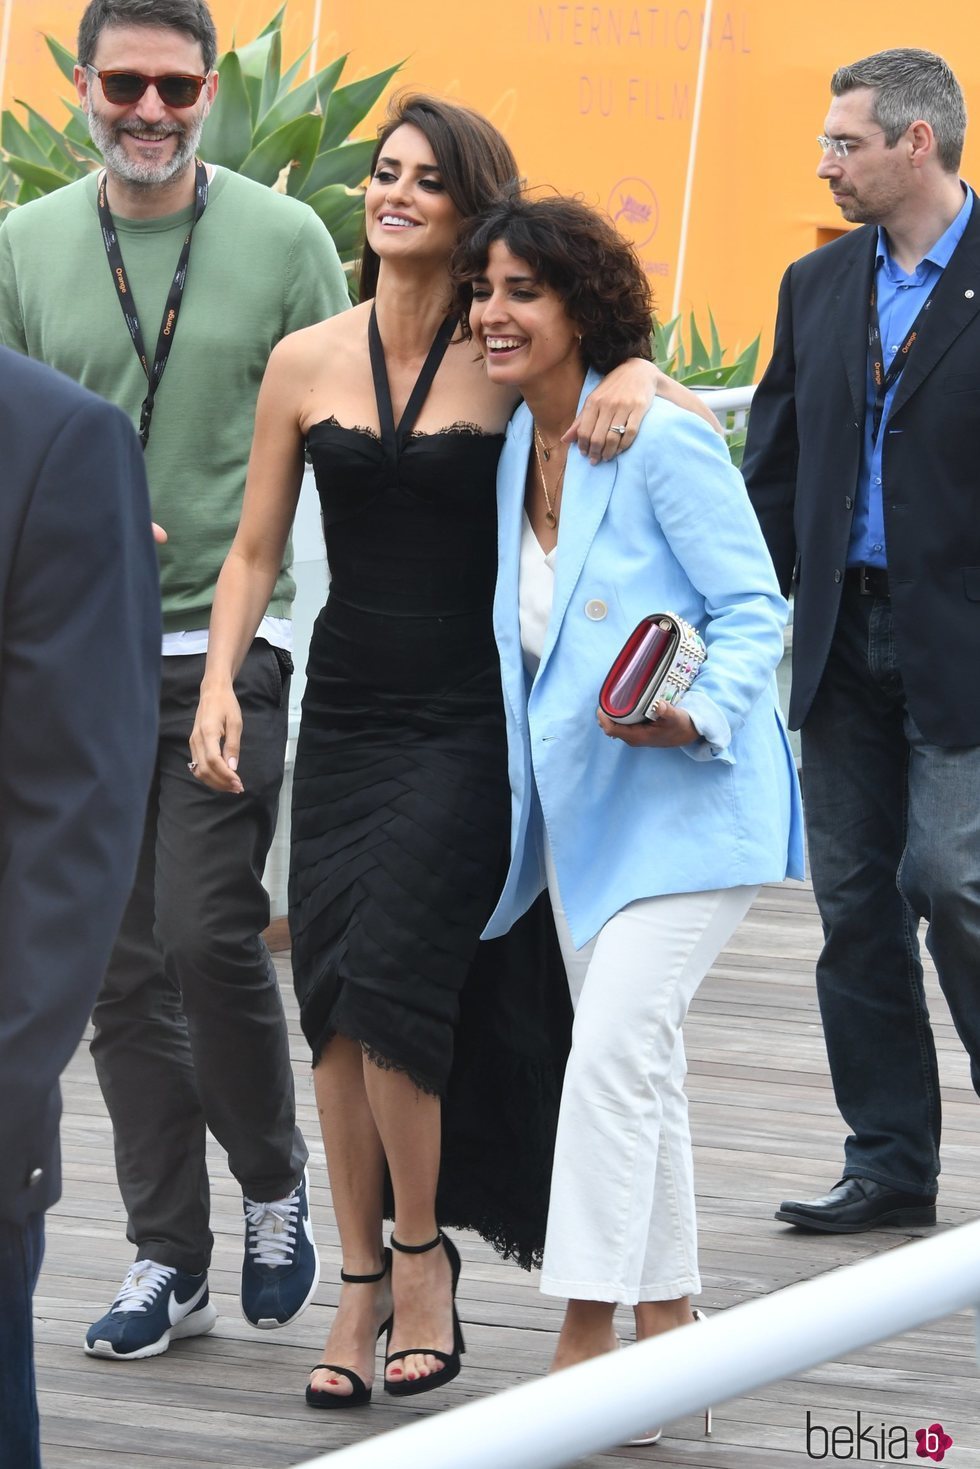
[0,0,349,1360]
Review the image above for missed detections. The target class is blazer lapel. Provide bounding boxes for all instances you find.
[888,194,980,420]
[832,228,877,422]
[536,372,618,680]
[495,409,532,732]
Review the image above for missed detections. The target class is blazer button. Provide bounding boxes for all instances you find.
[585,599,607,621]
[834,570,842,583]
[844,496,853,509]
[27,1167,43,1187]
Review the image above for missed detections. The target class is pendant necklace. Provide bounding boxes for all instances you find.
[533,425,566,529]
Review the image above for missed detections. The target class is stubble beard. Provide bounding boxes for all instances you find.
[86,99,207,190]
[835,195,865,223]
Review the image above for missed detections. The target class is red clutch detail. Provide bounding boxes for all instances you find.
[598,613,707,725]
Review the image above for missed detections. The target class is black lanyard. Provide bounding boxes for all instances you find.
[867,275,934,442]
[97,160,209,448]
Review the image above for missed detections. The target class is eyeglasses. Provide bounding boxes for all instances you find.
[816,129,887,159]
[86,65,209,108]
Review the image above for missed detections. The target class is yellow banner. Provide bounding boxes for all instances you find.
[3,1,977,361]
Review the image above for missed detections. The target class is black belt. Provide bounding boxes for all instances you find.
[846,565,890,598]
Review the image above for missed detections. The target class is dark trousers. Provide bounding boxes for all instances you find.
[90,644,307,1275]
[801,584,980,1194]
[0,1213,44,1469]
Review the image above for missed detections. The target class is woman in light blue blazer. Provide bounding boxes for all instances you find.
[452,194,804,1413]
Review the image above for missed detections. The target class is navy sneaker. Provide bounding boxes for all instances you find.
[241,1166,320,1328]
[84,1260,217,1359]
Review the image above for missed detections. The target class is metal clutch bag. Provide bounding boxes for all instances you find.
[598,613,707,725]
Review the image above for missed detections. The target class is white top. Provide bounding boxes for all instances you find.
[518,512,557,677]
[161,615,292,657]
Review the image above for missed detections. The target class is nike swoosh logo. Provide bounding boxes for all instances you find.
[169,1278,208,1325]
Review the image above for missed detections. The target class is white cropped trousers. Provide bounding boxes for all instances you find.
[540,846,757,1305]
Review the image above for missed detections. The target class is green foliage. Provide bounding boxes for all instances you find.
[653,309,760,464]
[0,8,401,288]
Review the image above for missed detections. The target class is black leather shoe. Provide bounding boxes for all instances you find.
[775,1177,937,1233]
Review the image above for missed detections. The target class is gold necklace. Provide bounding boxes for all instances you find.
[532,425,566,529]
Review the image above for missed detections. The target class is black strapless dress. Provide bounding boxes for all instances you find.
[289,312,570,1267]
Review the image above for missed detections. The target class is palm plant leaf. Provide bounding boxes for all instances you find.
[258,29,283,123]
[199,52,254,170]
[321,64,401,152]
[239,113,322,189]
[3,155,74,192]
[45,35,77,85]
[301,138,375,196]
[258,6,289,36]
[2,111,51,169]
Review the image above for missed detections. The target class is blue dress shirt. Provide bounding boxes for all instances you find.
[848,185,973,568]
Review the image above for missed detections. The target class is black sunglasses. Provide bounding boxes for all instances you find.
[86,65,209,108]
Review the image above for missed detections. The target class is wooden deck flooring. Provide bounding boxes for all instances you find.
[36,880,980,1468]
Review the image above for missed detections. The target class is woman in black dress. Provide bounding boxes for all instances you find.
[191,95,712,1406]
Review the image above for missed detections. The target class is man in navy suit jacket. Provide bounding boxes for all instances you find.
[0,347,159,1466]
[743,49,980,1234]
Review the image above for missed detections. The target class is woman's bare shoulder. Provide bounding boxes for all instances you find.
[273,301,369,367]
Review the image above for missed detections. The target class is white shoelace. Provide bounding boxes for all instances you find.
[111,1261,176,1314]
[244,1191,299,1268]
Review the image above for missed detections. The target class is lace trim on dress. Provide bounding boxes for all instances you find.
[312,1024,442,1098]
[314,415,495,441]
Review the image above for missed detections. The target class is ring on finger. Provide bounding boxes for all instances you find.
[187,761,198,772]
[609,423,628,435]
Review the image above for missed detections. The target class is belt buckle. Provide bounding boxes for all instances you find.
[858,565,873,595]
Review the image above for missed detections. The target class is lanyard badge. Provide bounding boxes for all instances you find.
[98,160,209,449]
[867,277,934,442]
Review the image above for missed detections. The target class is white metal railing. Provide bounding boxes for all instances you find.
[292,1218,980,1469]
[695,381,756,437]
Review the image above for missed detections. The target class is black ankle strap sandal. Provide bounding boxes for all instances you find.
[305,1247,392,1411]
[384,1231,466,1397]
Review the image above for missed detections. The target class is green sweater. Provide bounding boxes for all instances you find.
[0,168,348,630]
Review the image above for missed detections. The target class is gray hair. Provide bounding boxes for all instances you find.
[831,48,966,173]
[77,0,218,73]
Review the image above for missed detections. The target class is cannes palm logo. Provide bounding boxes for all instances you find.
[805,1412,954,1460]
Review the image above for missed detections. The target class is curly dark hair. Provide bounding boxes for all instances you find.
[451,193,654,374]
[358,93,520,302]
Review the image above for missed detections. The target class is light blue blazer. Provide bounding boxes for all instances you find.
[483,371,805,950]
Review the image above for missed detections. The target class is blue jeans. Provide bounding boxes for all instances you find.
[801,582,980,1195]
[0,1212,44,1469]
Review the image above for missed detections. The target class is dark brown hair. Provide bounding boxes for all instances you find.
[358,93,520,302]
[77,0,218,71]
[451,193,654,375]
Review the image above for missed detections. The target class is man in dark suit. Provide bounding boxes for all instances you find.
[743,47,980,1233]
[0,347,159,1467]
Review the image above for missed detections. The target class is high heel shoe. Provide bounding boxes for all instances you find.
[305,1248,393,1410]
[383,1230,465,1397]
[626,1305,712,1445]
